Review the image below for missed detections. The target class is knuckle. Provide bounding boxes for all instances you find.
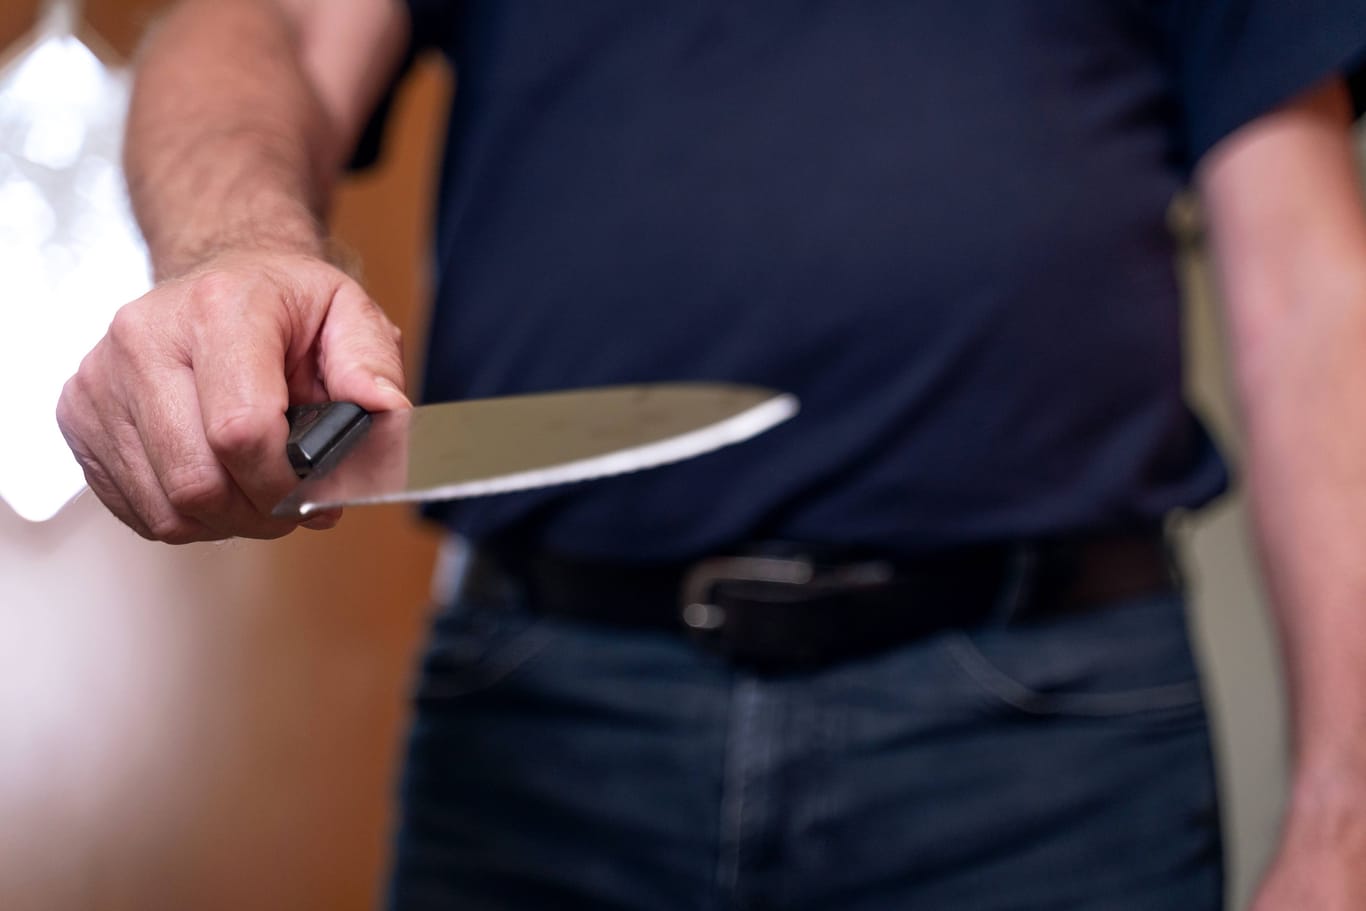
[143,511,181,542]
[204,410,266,461]
[54,384,76,435]
[163,527,208,546]
[129,523,159,543]
[162,462,230,517]
[78,367,104,398]
[146,513,200,545]
[186,269,244,312]
[85,476,135,526]
[57,370,96,427]
[106,304,148,352]
[57,400,101,463]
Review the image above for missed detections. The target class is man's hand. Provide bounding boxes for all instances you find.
[56,253,409,542]
[1253,851,1366,911]
[1251,788,1366,910]
[58,0,412,540]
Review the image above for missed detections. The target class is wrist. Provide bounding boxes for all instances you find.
[147,196,327,282]
[1284,754,1366,848]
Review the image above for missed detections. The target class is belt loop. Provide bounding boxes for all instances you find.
[991,543,1039,624]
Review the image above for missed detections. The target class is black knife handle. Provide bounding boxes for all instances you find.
[285,402,372,478]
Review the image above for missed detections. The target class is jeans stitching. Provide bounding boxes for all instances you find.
[943,632,1205,717]
[717,678,762,905]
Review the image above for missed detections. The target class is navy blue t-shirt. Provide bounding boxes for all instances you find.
[382,1,1366,561]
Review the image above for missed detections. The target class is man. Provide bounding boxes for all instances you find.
[55,0,1366,908]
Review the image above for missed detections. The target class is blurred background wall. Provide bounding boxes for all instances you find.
[0,2,1348,909]
[1,3,449,909]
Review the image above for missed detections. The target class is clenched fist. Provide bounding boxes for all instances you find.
[56,252,411,543]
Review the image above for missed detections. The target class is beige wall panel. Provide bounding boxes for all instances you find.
[1179,238,1289,911]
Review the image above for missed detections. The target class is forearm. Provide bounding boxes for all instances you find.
[1229,285,1366,896]
[1238,281,1366,788]
[57,0,412,545]
[126,1,348,279]
[1202,78,1366,816]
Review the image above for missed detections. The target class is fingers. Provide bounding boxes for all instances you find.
[102,409,224,544]
[316,279,411,412]
[57,361,221,544]
[57,386,153,539]
[191,265,408,515]
[128,359,300,539]
[188,272,301,516]
[56,254,404,543]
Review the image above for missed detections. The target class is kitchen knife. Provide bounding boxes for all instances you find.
[271,383,799,519]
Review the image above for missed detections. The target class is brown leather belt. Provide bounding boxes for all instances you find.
[466,529,1180,673]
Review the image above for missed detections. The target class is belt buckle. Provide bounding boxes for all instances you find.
[679,554,893,668]
[680,555,816,636]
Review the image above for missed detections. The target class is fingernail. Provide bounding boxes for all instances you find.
[375,376,411,406]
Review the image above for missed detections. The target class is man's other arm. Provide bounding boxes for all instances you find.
[1199,76,1366,910]
[57,0,412,542]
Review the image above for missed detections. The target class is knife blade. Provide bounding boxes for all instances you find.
[271,383,798,519]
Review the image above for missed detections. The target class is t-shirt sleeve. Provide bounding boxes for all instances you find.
[1170,0,1366,168]
[347,0,459,171]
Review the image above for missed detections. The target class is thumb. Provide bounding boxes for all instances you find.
[316,281,411,412]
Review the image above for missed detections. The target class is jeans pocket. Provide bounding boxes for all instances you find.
[939,592,1208,721]
[413,596,554,703]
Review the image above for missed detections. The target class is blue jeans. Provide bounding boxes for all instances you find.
[388,552,1223,910]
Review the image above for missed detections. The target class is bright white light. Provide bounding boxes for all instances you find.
[0,178,56,244]
[23,109,87,169]
[0,31,152,522]
[2,33,111,111]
